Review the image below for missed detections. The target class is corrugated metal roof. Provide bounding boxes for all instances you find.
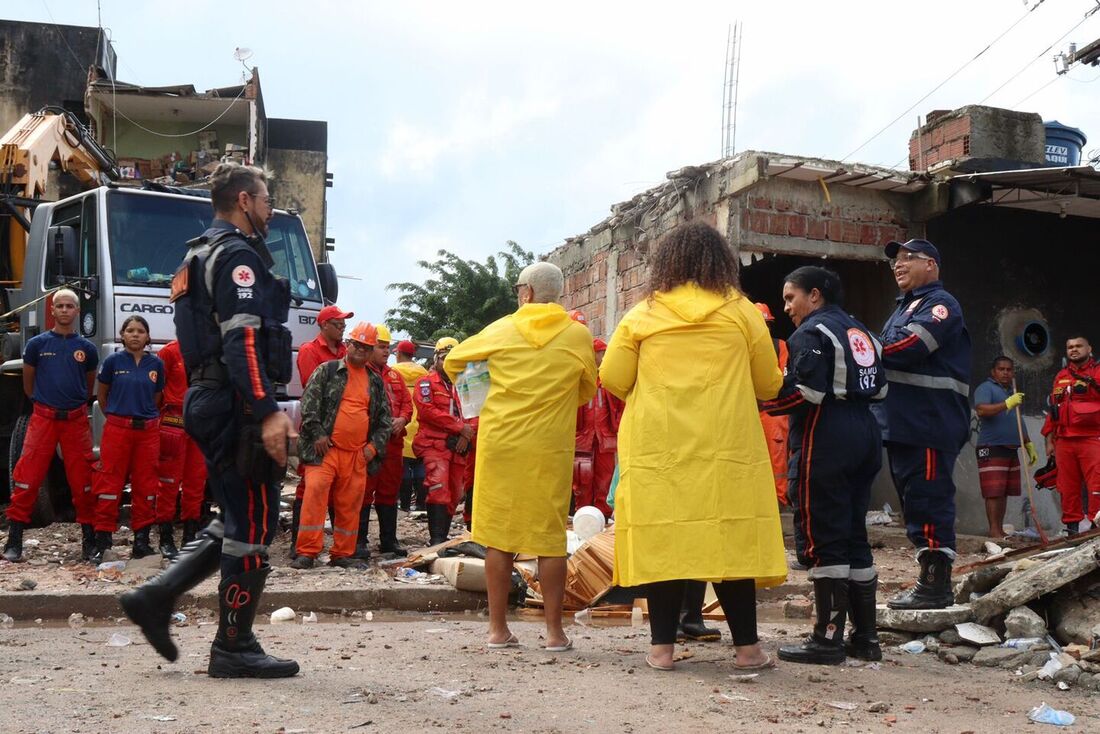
[951,165,1100,218]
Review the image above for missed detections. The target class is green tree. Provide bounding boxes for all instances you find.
[386,241,535,341]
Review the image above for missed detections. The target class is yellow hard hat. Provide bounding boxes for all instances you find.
[375,324,392,343]
[434,336,460,352]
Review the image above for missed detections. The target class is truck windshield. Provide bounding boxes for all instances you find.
[106,190,322,301]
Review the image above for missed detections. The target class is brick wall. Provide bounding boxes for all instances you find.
[909,112,971,171]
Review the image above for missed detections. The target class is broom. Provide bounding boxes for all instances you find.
[1012,377,1049,545]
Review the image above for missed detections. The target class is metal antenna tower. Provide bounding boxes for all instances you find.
[721,22,743,158]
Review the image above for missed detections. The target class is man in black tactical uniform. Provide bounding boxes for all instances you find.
[120,163,299,678]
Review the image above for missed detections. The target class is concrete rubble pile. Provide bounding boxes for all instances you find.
[875,536,1100,691]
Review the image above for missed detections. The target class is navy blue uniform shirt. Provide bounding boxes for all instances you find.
[23,330,99,410]
[98,351,165,419]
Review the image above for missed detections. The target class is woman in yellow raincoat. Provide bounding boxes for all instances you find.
[600,221,786,672]
[445,262,597,652]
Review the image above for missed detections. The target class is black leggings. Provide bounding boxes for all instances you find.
[644,579,758,646]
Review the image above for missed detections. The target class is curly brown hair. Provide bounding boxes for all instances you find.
[647,221,740,295]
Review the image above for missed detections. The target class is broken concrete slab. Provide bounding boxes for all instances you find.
[1004,605,1047,639]
[876,604,973,633]
[954,564,1011,604]
[972,647,1030,668]
[1048,572,1100,645]
[937,645,979,663]
[955,622,1001,646]
[972,539,1100,624]
[937,628,963,645]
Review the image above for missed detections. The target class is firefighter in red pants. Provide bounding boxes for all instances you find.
[156,339,207,556]
[91,315,165,562]
[573,338,623,518]
[1043,334,1100,535]
[413,337,473,546]
[3,289,99,563]
[358,324,414,558]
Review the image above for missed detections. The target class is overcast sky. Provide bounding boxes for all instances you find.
[8,1,1100,335]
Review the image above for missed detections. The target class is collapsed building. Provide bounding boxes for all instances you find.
[547,105,1098,537]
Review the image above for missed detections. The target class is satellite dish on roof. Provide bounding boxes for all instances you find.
[233,47,254,62]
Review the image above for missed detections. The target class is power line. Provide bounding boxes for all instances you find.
[40,0,92,74]
[841,0,1047,162]
[104,84,248,139]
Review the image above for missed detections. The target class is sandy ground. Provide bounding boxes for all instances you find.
[0,613,1095,733]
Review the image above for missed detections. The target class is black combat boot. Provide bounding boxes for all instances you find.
[80,523,96,562]
[376,504,407,557]
[414,483,428,514]
[677,580,721,641]
[207,566,300,678]
[845,575,882,661]
[426,504,451,546]
[887,550,954,610]
[778,577,848,665]
[181,519,200,547]
[399,474,413,513]
[132,526,156,559]
[288,498,303,559]
[2,520,25,562]
[89,531,114,564]
[158,523,179,559]
[119,527,222,661]
[353,504,371,561]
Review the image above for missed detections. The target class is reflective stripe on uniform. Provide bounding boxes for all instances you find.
[222,538,269,557]
[13,482,30,490]
[885,369,969,397]
[807,564,849,579]
[869,334,889,401]
[907,323,940,353]
[219,313,262,335]
[297,524,325,533]
[814,323,848,399]
[797,385,826,404]
[849,567,878,582]
[206,519,225,539]
[98,494,118,501]
[332,526,357,536]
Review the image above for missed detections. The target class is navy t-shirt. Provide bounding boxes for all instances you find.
[23,331,99,410]
[973,378,1021,447]
[98,351,165,420]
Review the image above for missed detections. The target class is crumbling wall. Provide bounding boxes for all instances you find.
[267,118,328,262]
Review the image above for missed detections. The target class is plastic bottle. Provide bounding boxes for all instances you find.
[457,361,490,419]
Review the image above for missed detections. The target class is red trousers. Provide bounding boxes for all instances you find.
[93,417,161,533]
[365,440,403,507]
[1054,436,1100,525]
[573,449,616,518]
[297,446,367,559]
[157,418,208,522]
[421,445,466,515]
[7,404,95,525]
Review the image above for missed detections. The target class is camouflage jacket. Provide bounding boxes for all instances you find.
[298,358,392,473]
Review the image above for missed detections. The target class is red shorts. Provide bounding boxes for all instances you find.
[976,446,1021,499]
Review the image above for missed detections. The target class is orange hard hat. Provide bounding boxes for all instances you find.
[754,302,775,322]
[347,322,378,346]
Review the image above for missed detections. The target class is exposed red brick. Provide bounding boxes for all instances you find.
[787,214,808,237]
[773,198,791,212]
[750,196,771,210]
[806,218,828,240]
[860,224,876,245]
[748,210,768,233]
[767,213,786,235]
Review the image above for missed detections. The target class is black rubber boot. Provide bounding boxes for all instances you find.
[289,498,303,558]
[845,576,882,661]
[678,581,721,641]
[158,523,179,560]
[399,474,413,513]
[887,550,954,610]
[181,519,200,547]
[2,520,25,562]
[426,504,451,546]
[329,555,368,570]
[207,566,300,678]
[376,504,407,557]
[463,489,473,531]
[132,526,157,559]
[353,503,371,561]
[289,555,315,569]
[119,527,221,661]
[778,577,848,665]
[89,531,113,564]
[80,523,96,561]
[414,483,428,513]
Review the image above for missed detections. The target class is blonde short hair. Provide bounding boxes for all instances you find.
[52,288,79,306]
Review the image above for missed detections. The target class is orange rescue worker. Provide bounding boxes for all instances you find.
[392,341,428,511]
[573,338,623,518]
[413,337,473,545]
[359,324,414,558]
[156,339,208,556]
[91,315,165,562]
[290,304,352,552]
[755,302,791,505]
[3,288,98,563]
[292,322,391,569]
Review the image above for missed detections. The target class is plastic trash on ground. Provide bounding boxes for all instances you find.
[302,611,318,624]
[1000,637,1044,649]
[1027,703,1075,726]
[171,612,187,625]
[106,632,132,647]
[573,608,591,627]
[865,511,892,526]
[97,561,127,572]
[68,613,85,630]
[899,640,926,654]
[270,607,296,623]
[1037,653,1064,680]
[0,613,14,629]
[429,686,461,699]
[573,506,606,540]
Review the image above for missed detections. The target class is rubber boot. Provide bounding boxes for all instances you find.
[678,580,721,641]
[181,519,200,547]
[426,504,451,546]
[414,483,428,513]
[399,474,413,513]
[845,576,882,661]
[887,550,954,610]
[2,520,25,562]
[80,523,96,562]
[207,566,300,678]
[376,504,407,557]
[462,489,473,531]
[132,526,156,559]
[353,503,371,561]
[118,528,221,661]
[778,577,848,665]
[158,523,179,560]
[89,531,113,564]
[289,498,303,558]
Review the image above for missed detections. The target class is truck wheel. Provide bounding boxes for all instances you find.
[8,414,57,528]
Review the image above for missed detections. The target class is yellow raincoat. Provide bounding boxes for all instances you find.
[600,283,787,588]
[392,360,428,459]
[445,303,597,556]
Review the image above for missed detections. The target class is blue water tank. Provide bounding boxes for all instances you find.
[1043,121,1087,167]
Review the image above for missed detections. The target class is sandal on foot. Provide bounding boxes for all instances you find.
[544,637,573,652]
[487,634,520,649]
[645,655,675,671]
[733,653,775,671]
